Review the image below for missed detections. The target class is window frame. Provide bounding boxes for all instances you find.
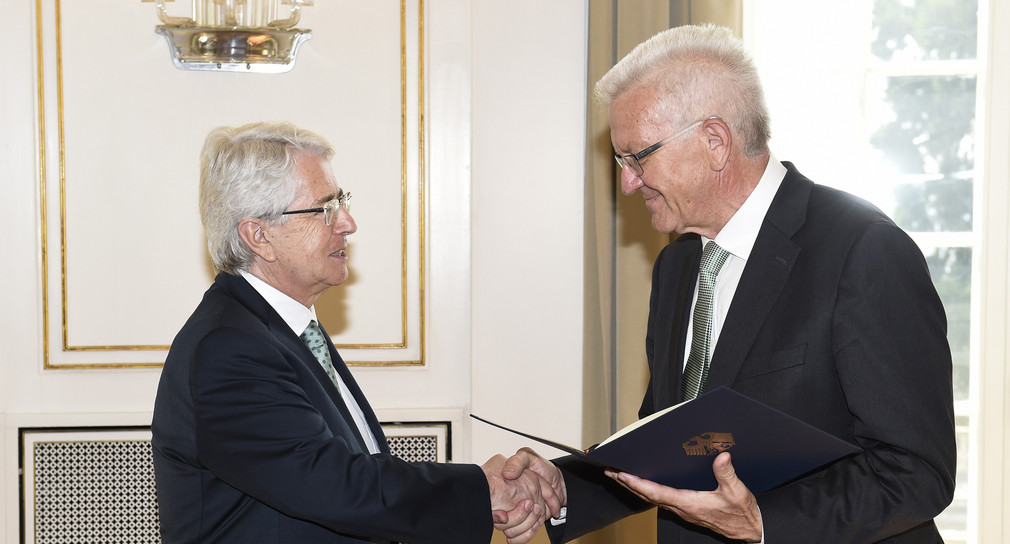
[742,0,1009,541]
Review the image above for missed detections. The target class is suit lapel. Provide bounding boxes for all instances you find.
[319,323,391,455]
[215,273,375,453]
[705,166,810,389]
[706,227,798,388]
[664,237,703,407]
[276,312,375,453]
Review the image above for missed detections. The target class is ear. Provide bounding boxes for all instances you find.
[238,218,278,263]
[702,117,732,172]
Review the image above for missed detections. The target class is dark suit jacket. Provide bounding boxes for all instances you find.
[549,163,956,543]
[152,272,492,544]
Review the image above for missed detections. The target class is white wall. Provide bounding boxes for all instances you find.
[469,1,588,463]
[0,0,588,540]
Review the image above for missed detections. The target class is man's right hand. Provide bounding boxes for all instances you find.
[491,448,568,543]
[482,454,552,544]
[503,447,567,513]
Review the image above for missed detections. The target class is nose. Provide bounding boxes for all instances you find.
[334,207,357,235]
[620,166,644,196]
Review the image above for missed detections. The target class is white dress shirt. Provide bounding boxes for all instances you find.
[554,157,788,536]
[681,155,785,544]
[239,270,382,454]
[683,155,787,371]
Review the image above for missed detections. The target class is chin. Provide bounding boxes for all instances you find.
[651,218,678,235]
[330,269,350,287]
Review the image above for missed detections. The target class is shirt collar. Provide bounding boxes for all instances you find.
[706,153,787,261]
[238,270,318,336]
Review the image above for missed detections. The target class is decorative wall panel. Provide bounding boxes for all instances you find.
[34,0,427,368]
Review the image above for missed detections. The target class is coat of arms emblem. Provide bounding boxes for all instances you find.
[682,432,735,456]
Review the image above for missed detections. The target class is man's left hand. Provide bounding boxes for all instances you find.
[606,451,762,543]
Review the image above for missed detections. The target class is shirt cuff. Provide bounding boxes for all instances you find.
[548,506,567,526]
[754,505,764,543]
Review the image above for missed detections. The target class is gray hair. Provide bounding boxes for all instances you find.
[595,24,770,158]
[199,121,334,274]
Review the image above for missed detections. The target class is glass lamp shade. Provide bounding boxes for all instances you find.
[155,26,311,72]
[149,0,312,73]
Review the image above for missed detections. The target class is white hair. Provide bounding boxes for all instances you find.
[595,24,771,157]
[199,121,334,274]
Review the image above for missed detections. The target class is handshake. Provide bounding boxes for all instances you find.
[481,448,565,544]
[479,444,765,544]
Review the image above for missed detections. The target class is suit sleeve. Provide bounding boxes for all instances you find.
[544,247,672,543]
[758,222,957,542]
[545,456,652,543]
[192,327,493,544]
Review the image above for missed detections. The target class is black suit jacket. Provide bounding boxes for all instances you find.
[550,163,956,543]
[152,273,492,544]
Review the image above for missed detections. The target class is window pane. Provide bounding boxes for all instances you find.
[868,75,976,232]
[872,0,978,61]
[924,247,971,401]
[935,413,970,543]
[744,3,982,541]
[926,248,971,542]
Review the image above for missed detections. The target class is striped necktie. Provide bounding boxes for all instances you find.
[682,242,730,401]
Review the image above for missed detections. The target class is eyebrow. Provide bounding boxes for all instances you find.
[314,189,343,206]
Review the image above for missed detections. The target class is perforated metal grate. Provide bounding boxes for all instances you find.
[32,440,160,544]
[25,424,446,543]
[387,434,439,462]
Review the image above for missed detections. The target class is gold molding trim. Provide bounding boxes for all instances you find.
[38,0,427,368]
[333,0,426,366]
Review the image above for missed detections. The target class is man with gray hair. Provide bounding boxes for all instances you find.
[504,24,955,543]
[152,121,559,544]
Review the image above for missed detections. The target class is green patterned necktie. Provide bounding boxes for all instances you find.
[301,320,340,394]
[682,242,730,401]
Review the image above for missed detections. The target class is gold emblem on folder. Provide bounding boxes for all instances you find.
[682,432,735,456]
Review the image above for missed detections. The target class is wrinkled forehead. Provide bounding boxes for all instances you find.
[291,151,340,201]
[609,86,678,147]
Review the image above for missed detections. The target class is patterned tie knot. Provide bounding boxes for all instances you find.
[699,242,730,276]
[301,320,339,390]
[301,320,328,358]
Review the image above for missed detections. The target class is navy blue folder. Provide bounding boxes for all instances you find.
[472,386,860,493]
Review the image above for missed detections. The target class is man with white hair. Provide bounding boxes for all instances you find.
[504,24,955,544]
[152,122,558,544]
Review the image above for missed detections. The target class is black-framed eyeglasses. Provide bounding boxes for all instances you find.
[614,116,721,177]
[282,191,352,226]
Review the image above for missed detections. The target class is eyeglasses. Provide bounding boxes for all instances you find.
[614,116,721,177]
[282,191,352,226]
